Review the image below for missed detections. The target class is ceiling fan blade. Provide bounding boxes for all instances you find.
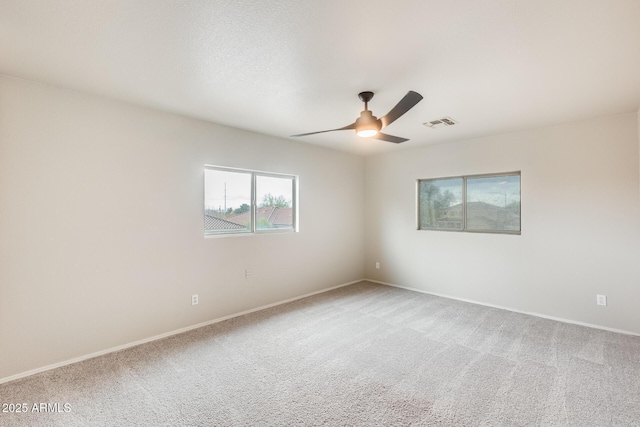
[291,123,355,137]
[374,132,408,144]
[379,91,423,129]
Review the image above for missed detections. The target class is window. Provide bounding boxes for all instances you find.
[204,166,297,235]
[255,175,295,230]
[418,178,463,231]
[418,172,520,234]
[465,174,520,232]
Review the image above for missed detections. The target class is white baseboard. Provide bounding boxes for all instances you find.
[367,279,640,337]
[0,279,363,385]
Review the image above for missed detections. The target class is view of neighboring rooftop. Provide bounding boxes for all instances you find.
[205,207,293,231]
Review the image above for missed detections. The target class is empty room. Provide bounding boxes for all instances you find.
[1,0,640,426]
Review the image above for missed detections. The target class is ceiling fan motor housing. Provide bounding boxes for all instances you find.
[355,110,381,136]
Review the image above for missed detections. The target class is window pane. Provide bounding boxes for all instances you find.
[204,169,252,233]
[255,175,294,230]
[466,174,520,232]
[419,178,463,230]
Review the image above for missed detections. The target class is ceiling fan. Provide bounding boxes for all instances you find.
[291,90,423,143]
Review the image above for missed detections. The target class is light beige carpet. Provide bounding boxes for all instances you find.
[1,281,640,426]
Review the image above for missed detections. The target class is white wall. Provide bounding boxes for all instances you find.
[0,76,365,381]
[365,113,640,334]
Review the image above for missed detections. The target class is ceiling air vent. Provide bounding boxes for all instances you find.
[423,117,457,129]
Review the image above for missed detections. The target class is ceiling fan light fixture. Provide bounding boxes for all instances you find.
[357,128,379,138]
[355,110,381,138]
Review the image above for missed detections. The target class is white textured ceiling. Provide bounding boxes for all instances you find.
[2,0,640,155]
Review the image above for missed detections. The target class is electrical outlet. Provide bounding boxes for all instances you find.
[192,294,199,305]
[245,268,252,278]
[596,294,607,306]
[375,262,380,270]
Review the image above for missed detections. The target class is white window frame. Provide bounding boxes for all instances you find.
[417,171,521,235]
[204,165,298,236]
